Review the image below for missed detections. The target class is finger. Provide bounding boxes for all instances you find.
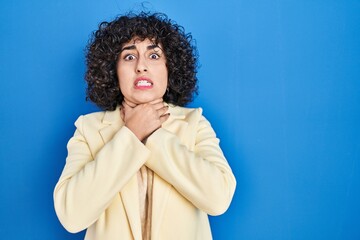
[157,105,169,117]
[159,113,170,124]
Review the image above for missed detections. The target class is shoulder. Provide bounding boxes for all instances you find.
[73,107,120,131]
[74,111,105,126]
[82,111,107,121]
[168,104,203,119]
[167,105,211,133]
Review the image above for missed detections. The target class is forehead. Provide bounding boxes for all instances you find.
[121,38,163,50]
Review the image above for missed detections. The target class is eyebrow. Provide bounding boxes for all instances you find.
[120,44,160,52]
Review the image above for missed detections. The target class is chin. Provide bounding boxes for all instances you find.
[130,96,160,105]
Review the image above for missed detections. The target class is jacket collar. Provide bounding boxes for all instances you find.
[102,106,122,125]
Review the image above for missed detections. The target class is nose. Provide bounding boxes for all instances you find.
[136,56,148,73]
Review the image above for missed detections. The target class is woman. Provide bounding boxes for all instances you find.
[54,11,236,240]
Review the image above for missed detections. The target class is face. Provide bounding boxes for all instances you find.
[117,38,168,106]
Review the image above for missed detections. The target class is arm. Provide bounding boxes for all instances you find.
[53,115,150,233]
[145,111,236,216]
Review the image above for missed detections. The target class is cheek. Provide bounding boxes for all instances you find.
[160,66,169,85]
[117,70,131,88]
[117,64,131,79]
[117,78,130,98]
[160,74,168,90]
[118,80,132,96]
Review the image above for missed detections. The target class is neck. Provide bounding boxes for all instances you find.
[123,99,138,108]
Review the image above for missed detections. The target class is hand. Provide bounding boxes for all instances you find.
[121,98,170,141]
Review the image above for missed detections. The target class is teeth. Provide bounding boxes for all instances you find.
[136,80,152,86]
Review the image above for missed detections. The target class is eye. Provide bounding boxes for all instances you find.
[124,54,136,61]
[149,53,160,59]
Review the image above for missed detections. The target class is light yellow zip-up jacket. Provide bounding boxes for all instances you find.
[54,105,236,240]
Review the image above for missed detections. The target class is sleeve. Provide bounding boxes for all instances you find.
[144,111,236,216]
[53,115,150,233]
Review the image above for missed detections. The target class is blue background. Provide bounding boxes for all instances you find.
[1,0,359,239]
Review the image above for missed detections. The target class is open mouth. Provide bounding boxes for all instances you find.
[135,80,152,87]
[134,77,154,89]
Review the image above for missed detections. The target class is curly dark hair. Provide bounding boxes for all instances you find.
[85,11,199,111]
